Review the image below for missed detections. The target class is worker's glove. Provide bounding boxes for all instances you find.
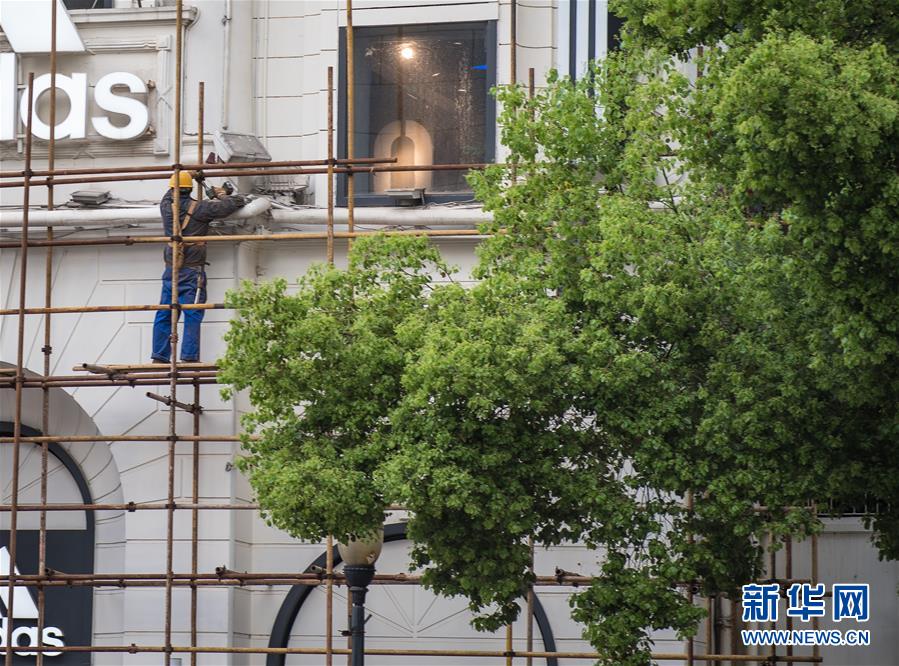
[212,186,229,199]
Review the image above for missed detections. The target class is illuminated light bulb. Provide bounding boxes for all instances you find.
[400,46,415,60]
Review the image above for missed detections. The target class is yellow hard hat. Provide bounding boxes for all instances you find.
[168,171,193,189]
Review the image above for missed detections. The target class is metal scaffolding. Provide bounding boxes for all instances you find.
[0,1,822,665]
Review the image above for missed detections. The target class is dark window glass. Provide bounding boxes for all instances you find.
[607,13,624,51]
[63,0,113,8]
[342,22,493,198]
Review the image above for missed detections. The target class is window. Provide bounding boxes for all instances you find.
[339,21,496,205]
[608,13,624,51]
[63,0,114,8]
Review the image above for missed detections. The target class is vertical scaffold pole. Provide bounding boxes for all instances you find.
[4,73,35,666]
[196,81,205,202]
[345,7,355,657]
[191,375,201,666]
[327,66,335,265]
[524,71,536,660]
[165,1,185,664]
[811,504,820,662]
[731,595,741,666]
[525,535,534,666]
[785,535,793,658]
[686,490,695,666]
[345,0,355,251]
[36,3,58,664]
[510,0,517,85]
[190,80,205,666]
[326,535,335,666]
[769,534,777,663]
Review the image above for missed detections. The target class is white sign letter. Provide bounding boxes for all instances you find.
[43,627,65,656]
[0,54,16,141]
[92,72,149,140]
[20,72,88,140]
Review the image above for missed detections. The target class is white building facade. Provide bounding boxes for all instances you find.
[1,1,897,664]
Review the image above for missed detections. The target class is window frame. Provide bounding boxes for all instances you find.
[63,0,114,9]
[337,20,497,207]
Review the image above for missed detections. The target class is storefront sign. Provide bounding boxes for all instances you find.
[0,55,150,142]
[0,532,93,664]
[0,433,94,666]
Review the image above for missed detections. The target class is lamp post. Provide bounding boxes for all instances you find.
[338,528,384,666]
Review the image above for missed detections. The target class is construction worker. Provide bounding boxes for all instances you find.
[151,171,247,363]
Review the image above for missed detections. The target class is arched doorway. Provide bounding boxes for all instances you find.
[267,523,559,666]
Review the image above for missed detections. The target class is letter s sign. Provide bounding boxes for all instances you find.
[92,72,150,140]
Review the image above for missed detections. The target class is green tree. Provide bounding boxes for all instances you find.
[612,0,899,554]
[221,3,898,664]
[219,236,454,540]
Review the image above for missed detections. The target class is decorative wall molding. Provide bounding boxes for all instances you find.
[0,7,196,47]
[68,6,197,29]
[153,34,173,155]
[84,38,160,54]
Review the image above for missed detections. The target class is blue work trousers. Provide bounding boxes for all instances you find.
[151,266,207,362]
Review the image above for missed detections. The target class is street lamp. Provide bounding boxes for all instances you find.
[338,528,384,666]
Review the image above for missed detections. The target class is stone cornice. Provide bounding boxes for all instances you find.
[0,6,197,51]
[68,6,197,29]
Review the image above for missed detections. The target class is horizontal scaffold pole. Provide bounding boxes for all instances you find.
[0,435,245,442]
[0,645,824,662]
[0,156,396,179]
[0,163,486,189]
[0,503,257,512]
[0,227,490,251]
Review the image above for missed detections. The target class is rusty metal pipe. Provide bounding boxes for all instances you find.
[0,303,225,316]
[4,73,35,666]
[163,6,184,665]
[0,435,245,442]
[686,490,695,666]
[189,74,202,664]
[811,504,820,661]
[786,535,793,658]
[326,534,334,665]
[0,503,258,512]
[526,535,534,666]
[191,378,200,666]
[511,0,517,85]
[0,162,485,189]
[7,378,218,390]
[77,362,217,372]
[3,370,218,382]
[0,645,824,662]
[0,156,395,180]
[146,391,202,414]
[0,571,589,585]
[327,66,335,265]
[346,0,355,250]
[0,227,488,252]
[37,9,58,665]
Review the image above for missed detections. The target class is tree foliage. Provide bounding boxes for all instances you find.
[220,237,453,541]
[221,2,898,664]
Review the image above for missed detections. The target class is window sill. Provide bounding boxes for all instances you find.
[68,5,197,28]
[338,193,480,208]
